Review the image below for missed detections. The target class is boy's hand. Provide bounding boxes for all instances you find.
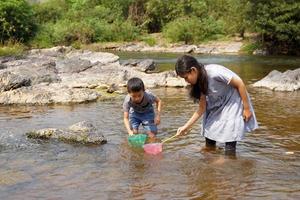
[128,130,134,135]
[243,108,252,122]
[155,115,161,125]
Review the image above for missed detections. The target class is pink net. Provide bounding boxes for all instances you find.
[143,143,163,155]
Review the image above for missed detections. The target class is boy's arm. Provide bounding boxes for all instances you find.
[229,77,252,122]
[123,112,133,135]
[154,97,162,125]
[176,94,206,135]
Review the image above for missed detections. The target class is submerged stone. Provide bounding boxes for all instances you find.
[26,121,107,145]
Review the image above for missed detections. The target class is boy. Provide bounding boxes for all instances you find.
[123,77,162,138]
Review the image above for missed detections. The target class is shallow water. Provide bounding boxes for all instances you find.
[0,53,299,199]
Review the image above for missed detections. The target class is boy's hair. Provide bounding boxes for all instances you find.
[127,77,145,93]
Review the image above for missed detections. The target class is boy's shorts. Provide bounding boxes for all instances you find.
[129,110,157,133]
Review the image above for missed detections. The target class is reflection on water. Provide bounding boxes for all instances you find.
[0,54,299,199]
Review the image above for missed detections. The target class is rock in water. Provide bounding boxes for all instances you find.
[253,68,300,91]
[26,121,107,145]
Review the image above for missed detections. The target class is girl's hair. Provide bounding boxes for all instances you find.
[127,77,145,93]
[175,55,208,101]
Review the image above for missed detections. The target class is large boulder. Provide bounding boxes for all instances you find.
[0,46,186,105]
[122,59,157,73]
[0,83,100,105]
[26,121,107,145]
[0,71,31,92]
[253,68,300,91]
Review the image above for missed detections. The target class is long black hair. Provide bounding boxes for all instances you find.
[175,55,208,102]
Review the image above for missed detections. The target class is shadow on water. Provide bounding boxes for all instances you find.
[0,53,299,199]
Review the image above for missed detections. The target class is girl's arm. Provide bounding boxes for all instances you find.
[123,112,133,135]
[229,77,252,121]
[154,97,162,125]
[176,94,206,136]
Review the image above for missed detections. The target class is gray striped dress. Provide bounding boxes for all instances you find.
[202,64,258,143]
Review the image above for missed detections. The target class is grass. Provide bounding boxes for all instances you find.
[0,42,26,57]
[241,41,263,54]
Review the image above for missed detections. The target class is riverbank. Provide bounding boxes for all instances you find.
[0,34,262,57]
[82,36,247,55]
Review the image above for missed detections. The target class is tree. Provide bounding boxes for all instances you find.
[248,0,300,54]
[0,0,36,43]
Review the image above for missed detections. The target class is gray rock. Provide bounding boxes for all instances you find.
[26,121,107,145]
[55,57,93,73]
[29,46,73,57]
[122,59,156,73]
[253,68,300,91]
[0,71,31,92]
[253,49,268,56]
[0,64,7,70]
[0,47,186,105]
[0,83,101,105]
[106,83,118,93]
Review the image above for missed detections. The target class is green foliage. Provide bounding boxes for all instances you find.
[248,0,300,54]
[0,42,25,56]
[30,0,140,47]
[91,19,140,42]
[1,0,298,55]
[0,0,36,43]
[163,17,224,44]
[33,0,67,24]
[29,23,54,48]
[241,41,263,54]
[145,0,208,32]
[141,35,156,46]
[97,0,134,19]
[205,0,251,36]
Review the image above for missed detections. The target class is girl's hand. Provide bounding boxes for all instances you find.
[243,108,252,122]
[155,115,161,125]
[176,126,188,136]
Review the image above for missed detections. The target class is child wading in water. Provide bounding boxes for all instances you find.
[123,77,162,138]
[175,55,258,154]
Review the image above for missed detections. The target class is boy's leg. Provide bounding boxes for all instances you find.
[141,111,157,138]
[129,112,141,134]
[132,129,138,134]
[143,122,157,138]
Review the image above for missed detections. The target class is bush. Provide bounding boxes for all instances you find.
[30,20,95,47]
[32,0,67,24]
[241,41,263,54]
[91,20,140,42]
[0,0,36,43]
[29,23,55,48]
[163,16,224,44]
[52,20,95,45]
[141,35,157,46]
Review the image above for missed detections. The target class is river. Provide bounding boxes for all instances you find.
[0,52,299,199]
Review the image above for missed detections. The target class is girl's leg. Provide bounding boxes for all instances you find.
[225,141,237,156]
[205,137,216,148]
[201,137,216,152]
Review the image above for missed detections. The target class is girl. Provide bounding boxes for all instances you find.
[175,55,258,154]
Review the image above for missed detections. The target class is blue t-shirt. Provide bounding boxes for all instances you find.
[123,90,157,113]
